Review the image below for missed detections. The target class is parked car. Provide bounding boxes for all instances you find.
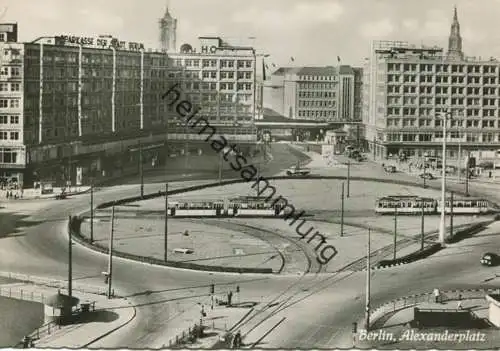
[419,172,435,180]
[481,253,500,266]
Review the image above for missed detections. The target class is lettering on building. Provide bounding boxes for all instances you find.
[56,35,145,51]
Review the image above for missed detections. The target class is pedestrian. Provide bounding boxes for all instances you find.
[457,300,463,310]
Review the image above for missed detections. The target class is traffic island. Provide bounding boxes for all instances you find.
[73,216,279,274]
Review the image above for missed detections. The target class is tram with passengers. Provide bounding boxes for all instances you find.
[374,196,436,215]
[167,196,285,217]
[375,195,496,215]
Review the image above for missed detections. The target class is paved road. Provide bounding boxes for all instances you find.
[239,149,500,348]
[2,144,500,348]
[0,143,312,348]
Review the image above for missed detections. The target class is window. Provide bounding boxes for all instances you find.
[10,67,20,76]
[10,100,19,108]
[10,116,18,124]
[0,34,5,42]
[9,131,18,140]
[10,83,20,91]
[0,100,7,108]
[0,83,8,91]
[0,148,17,163]
[0,131,7,139]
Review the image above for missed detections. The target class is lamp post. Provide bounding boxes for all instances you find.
[438,110,451,245]
[365,228,371,331]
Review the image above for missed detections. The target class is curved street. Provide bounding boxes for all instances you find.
[1,144,500,348]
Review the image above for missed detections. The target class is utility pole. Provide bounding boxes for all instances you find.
[347,161,351,198]
[365,227,371,331]
[420,202,425,251]
[341,182,345,237]
[164,183,168,262]
[465,154,470,197]
[68,215,73,299]
[393,207,398,260]
[90,181,94,243]
[139,141,144,199]
[450,191,454,239]
[423,166,427,189]
[107,204,115,299]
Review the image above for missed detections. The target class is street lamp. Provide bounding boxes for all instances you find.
[438,110,452,245]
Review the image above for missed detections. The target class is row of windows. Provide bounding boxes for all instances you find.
[385,132,497,142]
[0,131,19,140]
[298,83,336,90]
[0,83,20,92]
[387,63,499,74]
[388,86,498,95]
[0,99,20,108]
[387,75,499,84]
[298,91,335,98]
[387,118,497,128]
[388,97,500,106]
[386,107,500,117]
[0,67,21,77]
[27,50,170,67]
[298,75,337,81]
[181,59,253,69]
[298,100,335,108]
[297,110,337,118]
[0,115,19,124]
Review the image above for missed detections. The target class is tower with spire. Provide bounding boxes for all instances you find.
[159,1,177,52]
[446,6,464,60]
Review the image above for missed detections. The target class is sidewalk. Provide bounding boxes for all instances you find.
[0,281,135,348]
[0,186,91,201]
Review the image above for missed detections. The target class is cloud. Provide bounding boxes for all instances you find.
[231,1,343,29]
[360,19,394,38]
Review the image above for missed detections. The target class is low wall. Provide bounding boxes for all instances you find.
[369,288,499,329]
[68,216,273,274]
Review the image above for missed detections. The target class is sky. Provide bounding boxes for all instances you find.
[5,0,500,69]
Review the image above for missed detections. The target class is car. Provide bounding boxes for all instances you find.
[173,248,194,254]
[419,172,435,180]
[384,165,396,173]
[481,253,500,266]
[286,166,311,176]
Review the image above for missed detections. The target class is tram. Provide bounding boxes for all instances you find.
[375,195,496,215]
[374,196,436,215]
[167,196,285,217]
[437,198,491,214]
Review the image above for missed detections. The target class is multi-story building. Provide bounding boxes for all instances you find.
[0,22,259,188]
[169,36,257,136]
[269,65,363,122]
[364,7,500,161]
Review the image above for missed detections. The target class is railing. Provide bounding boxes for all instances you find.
[0,285,47,304]
[0,271,109,296]
[167,315,232,349]
[369,288,500,329]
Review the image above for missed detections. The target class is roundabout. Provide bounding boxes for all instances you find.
[2,144,500,349]
[79,178,494,276]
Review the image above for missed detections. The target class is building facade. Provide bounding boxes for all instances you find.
[169,36,257,137]
[0,25,260,187]
[363,7,500,161]
[269,65,363,122]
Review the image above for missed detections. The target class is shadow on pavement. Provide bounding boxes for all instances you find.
[71,310,119,324]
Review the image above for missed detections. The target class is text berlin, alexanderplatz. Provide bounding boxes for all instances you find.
[162,84,337,265]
